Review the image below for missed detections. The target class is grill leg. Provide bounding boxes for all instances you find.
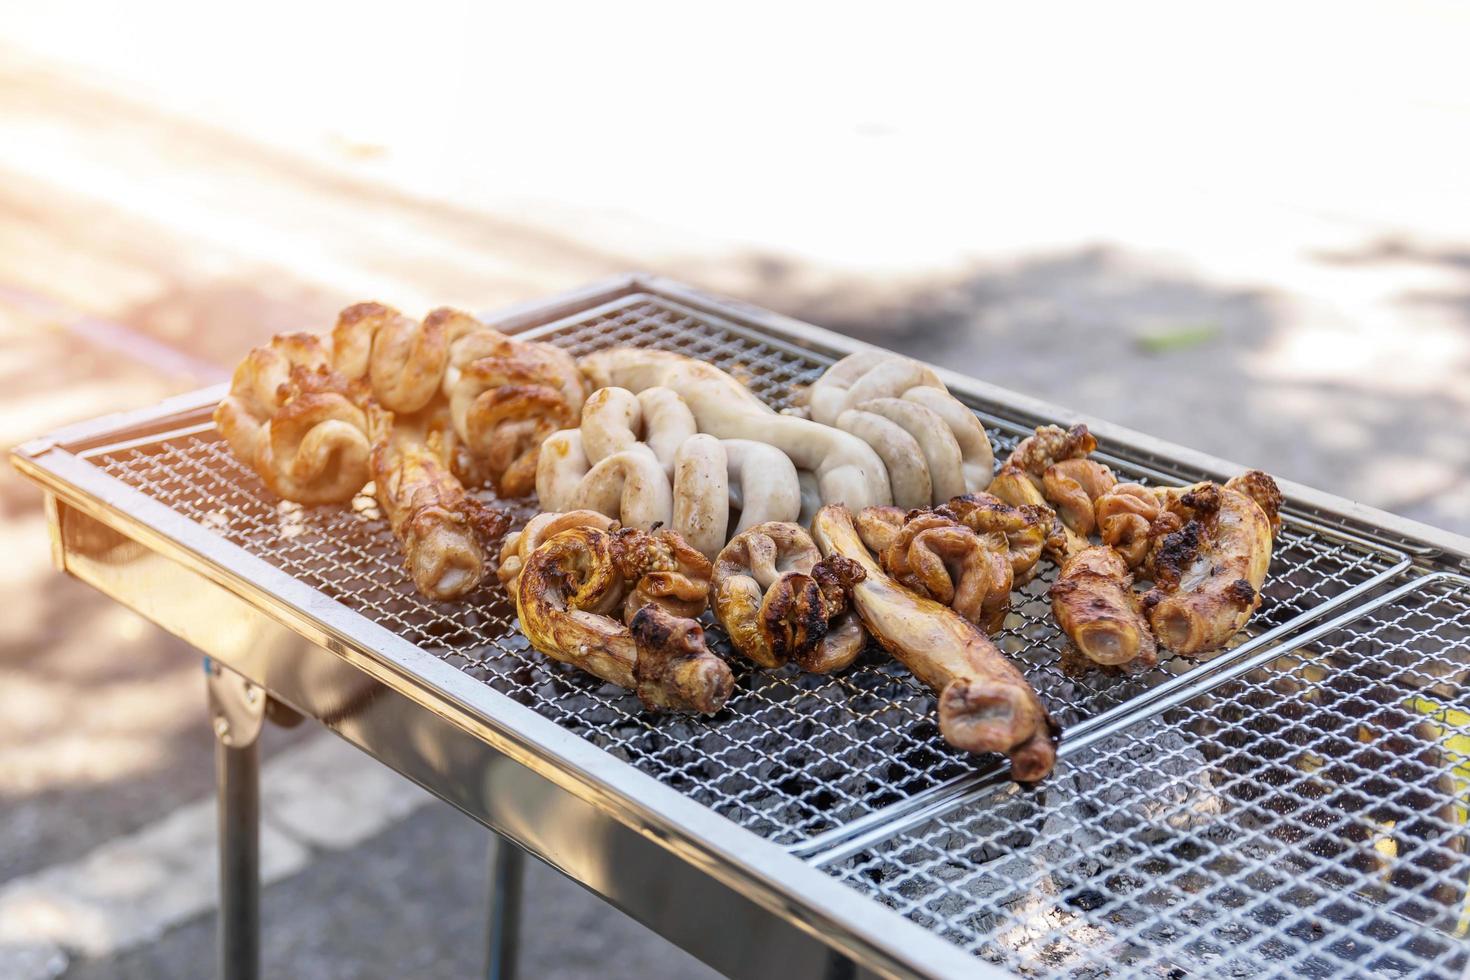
[216,732,260,980]
[485,835,525,980]
[206,658,268,980]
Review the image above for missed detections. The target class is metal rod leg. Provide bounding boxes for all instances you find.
[207,658,267,980]
[216,736,260,980]
[486,835,525,980]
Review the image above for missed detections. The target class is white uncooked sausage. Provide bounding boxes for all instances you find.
[796,470,821,528]
[836,409,931,510]
[845,359,939,411]
[580,348,892,509]
[901,387,995,492]
[807,350,942,425]
[579,387,641,464]
[536,429,590,512]
[807,350,890,424]
[722,439,801,535]
[857,397,966,504]
[569,445,673,531]
[637,387,697,477]
[672,435,729,559]
[578,385,696,479]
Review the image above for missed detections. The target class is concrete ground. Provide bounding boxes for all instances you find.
[2,6,1468,978]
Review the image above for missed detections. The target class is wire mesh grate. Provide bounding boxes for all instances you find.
[89,293,1406,846]
[823,576,1470,978]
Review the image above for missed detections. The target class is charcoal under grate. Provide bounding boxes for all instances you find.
[87,293,1408,847]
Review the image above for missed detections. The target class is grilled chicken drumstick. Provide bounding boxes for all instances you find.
[515,525,732,713]
[812,505,1059,781]
[1049,546,1157,671]
[711,522,867,673]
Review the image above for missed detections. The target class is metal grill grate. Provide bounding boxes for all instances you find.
[89,294,1407,846]
[822,575,1470,979]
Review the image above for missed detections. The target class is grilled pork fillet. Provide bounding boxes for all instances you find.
[813,504,1058,781]
[1142,479,1276,655]
[1050,546,1157,670]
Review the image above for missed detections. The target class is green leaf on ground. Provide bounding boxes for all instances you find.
[1134,323,1221,354]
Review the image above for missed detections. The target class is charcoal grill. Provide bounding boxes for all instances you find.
[12,274,1470,979]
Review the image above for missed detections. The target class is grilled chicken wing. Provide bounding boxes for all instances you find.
[515,525,732,713]
[1049,546,1157,670]
[712,522,867,673]
[1142,479,1276,655]
[813,505,1058,781]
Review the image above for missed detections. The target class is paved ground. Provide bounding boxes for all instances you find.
[2,9,1468,978]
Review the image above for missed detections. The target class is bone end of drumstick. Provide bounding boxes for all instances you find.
[937,677,1058,781]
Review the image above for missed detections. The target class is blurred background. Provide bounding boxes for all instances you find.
[3,2,1467,977]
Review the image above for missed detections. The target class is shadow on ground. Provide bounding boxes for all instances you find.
[694,243,1470,535]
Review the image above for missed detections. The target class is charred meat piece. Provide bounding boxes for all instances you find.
[607,524,714,623]
[1050,546,1157,671]
[711,522,867,673]
[1225,469,1283,536]
[988,424,1098,559]
[367,403,509,600]
[936,492,1050,585]
[496,510,616,595]
[1143,481,1275,656]
[1042,458,1118,537]
[515,525,731,713]
[1004,423,1098,478]
[1094,482,1166,569]
[858,507,1013,634]
[813,504,1059,781]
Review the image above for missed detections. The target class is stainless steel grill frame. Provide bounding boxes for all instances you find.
[13,274,1470,979]
[819,573,1470,978]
